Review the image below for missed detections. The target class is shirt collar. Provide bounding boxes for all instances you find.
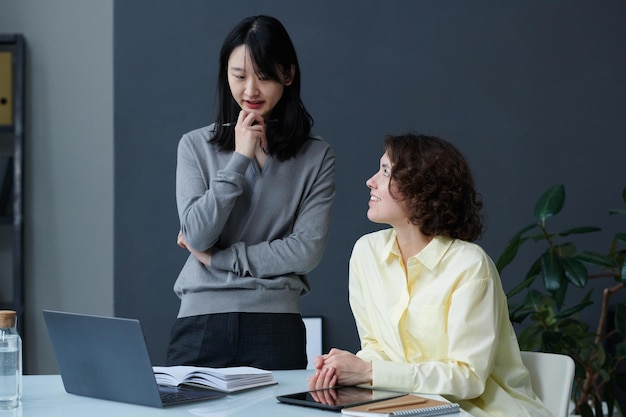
[381,229,400,262]
[381,230,454,271]
[416,235,454,270]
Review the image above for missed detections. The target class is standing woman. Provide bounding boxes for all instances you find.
[309,134,550,416]
[167,15,335,370]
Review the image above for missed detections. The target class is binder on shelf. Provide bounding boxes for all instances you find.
[0,51,13,127]
[0,156,12,217]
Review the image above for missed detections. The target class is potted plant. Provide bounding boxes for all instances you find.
[496,184,626,417]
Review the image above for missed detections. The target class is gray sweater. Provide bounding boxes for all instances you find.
[174,124,336,317]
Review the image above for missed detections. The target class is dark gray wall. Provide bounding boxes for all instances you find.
[114,1,626,365]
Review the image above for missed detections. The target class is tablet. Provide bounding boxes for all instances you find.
[276,386,407,411]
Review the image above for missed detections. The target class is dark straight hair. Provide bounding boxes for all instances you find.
[211,15,313,161]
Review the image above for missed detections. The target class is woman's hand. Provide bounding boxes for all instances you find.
[308,365,337,390]
[177,231,213,266]
[234,110,267,159]
[176,230,188,249]
[308,348,372,389]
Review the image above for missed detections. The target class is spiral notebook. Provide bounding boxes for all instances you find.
[341,394,460,417]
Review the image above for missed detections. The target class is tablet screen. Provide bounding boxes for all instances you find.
[276,386,407,411]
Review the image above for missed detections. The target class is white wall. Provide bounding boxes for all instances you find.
[0,0,114,374]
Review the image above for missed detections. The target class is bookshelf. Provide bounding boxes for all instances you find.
[0,34,25,336]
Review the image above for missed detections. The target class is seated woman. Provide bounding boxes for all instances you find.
[309,133,551,417]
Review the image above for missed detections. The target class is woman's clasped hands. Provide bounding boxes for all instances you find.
[308,348,373,390]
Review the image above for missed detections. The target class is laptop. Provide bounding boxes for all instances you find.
[43,310,226,408]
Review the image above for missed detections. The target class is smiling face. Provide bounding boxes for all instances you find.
[366,152,409,227]
[227,45,293,119]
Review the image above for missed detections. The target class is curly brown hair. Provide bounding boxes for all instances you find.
[384,133,484,241]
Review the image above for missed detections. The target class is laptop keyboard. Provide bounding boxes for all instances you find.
[160,391,198,404]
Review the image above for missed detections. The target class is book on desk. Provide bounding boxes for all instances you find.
[153,365,277,393]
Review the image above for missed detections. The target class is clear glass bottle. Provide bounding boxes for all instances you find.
[0,310,22,409]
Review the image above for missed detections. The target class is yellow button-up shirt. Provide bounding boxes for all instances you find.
[349,229,552,417]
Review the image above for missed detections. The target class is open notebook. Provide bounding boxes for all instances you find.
[43,310,226,408]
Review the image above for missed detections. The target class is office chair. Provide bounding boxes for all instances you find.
[520,351,575,417]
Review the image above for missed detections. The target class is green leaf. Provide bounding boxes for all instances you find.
[541,329,563,350]
[523,289,545,307]
[554,242,577,257]
[557,226,602,237]
[551,277,568,310]
[529,232,547,242]
[519,325,543,351]
[496,223,537,272]
[509,309,532,324]
[561,256,588,288]
[616,233,626,244]
[507,258,544,298]
[616,303,626,339]
[496,236,529,273]
[554,296,594,319]
[506,274,538,298]
[541,251,564,291]
[559,320,590,342]
[534,185,565,224]
[526,258,542,279]
[621,260,626,283]
[577,251,615,268]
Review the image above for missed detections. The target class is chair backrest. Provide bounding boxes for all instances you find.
[303,317,322,370]
[520,351,575,417]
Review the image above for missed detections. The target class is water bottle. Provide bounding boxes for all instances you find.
[0,310,22,409]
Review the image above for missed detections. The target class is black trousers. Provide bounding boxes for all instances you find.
[166,312,307,370]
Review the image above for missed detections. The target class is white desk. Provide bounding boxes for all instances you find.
[0,371,473,417]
